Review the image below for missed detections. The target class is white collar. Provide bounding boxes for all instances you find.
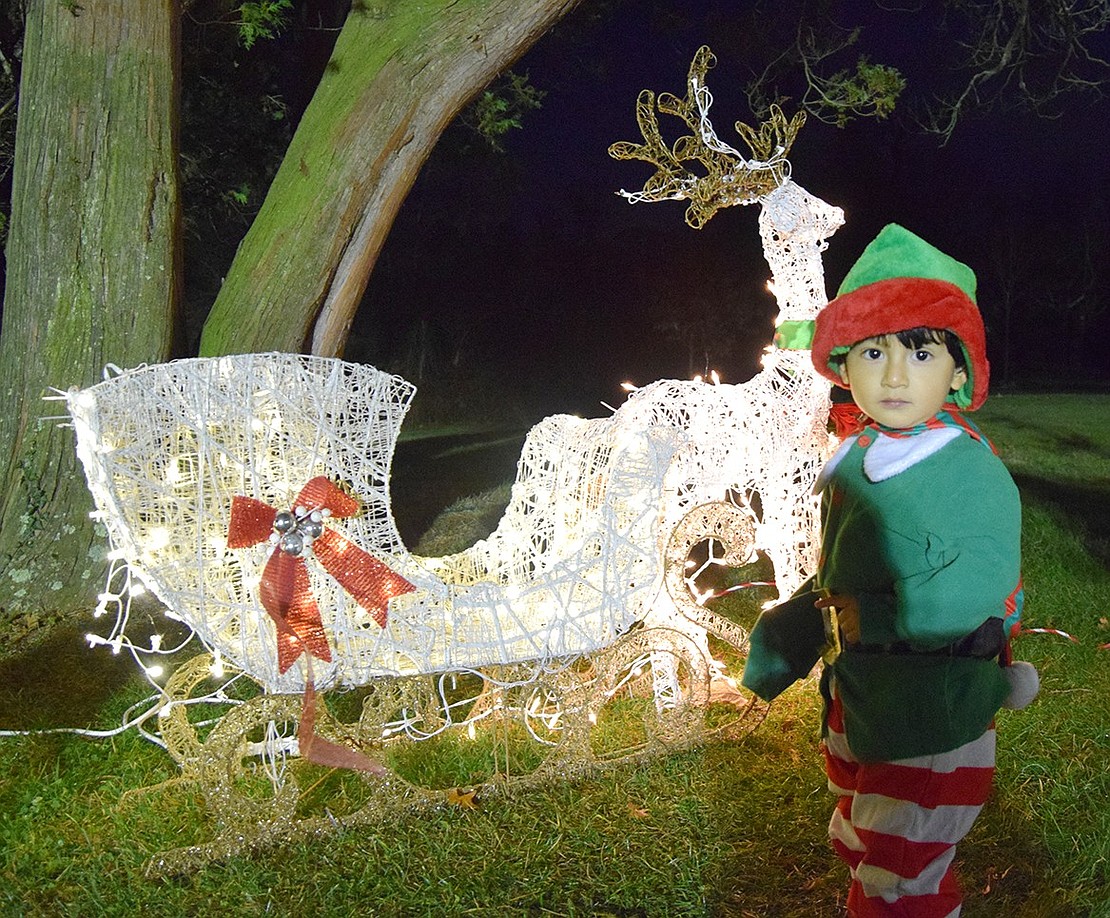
[815,426,963,491]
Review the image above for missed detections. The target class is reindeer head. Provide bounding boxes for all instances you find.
[609,46,806,229]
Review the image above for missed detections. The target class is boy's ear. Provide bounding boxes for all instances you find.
[950,366,968,392]
[836,362,851,387]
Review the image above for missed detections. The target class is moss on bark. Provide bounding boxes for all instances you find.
[199,0,581,358]
[0,0,179,633]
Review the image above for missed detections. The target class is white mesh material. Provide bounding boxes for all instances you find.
[69,356,680,692]
[56,50,851,867]
[68,179,841,701]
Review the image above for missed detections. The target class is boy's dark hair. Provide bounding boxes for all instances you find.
[830,327,966,371]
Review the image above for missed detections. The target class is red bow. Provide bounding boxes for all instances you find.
[227,476,415,673]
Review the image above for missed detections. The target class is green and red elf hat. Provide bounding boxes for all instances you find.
[811,223,990,410]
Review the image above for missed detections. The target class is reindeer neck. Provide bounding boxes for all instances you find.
[758,181,845,327]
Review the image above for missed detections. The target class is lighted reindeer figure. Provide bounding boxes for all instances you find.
[62,46,846,871]
[608,47,843,644]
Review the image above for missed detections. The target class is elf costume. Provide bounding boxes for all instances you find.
[743,224,1036,917]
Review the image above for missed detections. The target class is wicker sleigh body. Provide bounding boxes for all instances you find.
[68,353,696,694]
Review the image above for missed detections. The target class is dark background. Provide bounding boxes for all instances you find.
[348,0,1110,423]
[2,0,1106,425]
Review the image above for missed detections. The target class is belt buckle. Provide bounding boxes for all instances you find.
[818,591,842,664]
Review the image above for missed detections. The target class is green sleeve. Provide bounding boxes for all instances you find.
[741,583,825,701]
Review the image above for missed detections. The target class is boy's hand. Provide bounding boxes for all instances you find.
[815,593,861,645]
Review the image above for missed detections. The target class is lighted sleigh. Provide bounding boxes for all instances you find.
[66,49,842,868]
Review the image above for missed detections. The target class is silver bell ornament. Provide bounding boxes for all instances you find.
[272,511,297,534]
[279,531,305,556]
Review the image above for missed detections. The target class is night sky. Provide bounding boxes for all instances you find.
[349,0,1110,423]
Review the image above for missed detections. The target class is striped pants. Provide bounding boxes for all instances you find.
[823,682,996,917]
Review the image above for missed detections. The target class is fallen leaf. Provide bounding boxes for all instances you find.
[709,675,749,708]
[446,787,478,810]
[627,801,650,819]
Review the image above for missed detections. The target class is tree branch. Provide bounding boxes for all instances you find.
[923,0,1110,142]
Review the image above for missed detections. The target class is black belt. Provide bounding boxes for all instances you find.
[853,616,1005,661]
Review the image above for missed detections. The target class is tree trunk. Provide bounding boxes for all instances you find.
[199,0,580,358]
[0,0,179,637]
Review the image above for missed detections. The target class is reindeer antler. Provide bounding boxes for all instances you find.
[609,46,806,229]
[734,106,806,170]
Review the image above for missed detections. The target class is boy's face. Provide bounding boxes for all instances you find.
[837,335,968,428]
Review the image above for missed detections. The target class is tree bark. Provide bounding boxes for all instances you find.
[0,0,179,635]
[199,0,581,358]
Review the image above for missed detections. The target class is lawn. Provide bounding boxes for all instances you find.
[1,394,1108,917]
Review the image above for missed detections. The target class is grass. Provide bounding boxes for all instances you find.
[1,394,1109,916]
[412,483,513,557]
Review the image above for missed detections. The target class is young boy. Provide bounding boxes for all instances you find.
[746,224,1033,916]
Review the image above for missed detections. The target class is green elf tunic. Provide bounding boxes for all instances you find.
[814,412,1021,762]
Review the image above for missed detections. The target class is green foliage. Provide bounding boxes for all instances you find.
[741,8,908,128]
[221,182,252,207]
[816,56,905,126]
[459,71,546,152]
[236,0,293,49]
[0,395,1108,914]
[794,50,906,128]
[855,59,905,116]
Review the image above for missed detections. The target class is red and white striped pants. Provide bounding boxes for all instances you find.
[823,681,996,917]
